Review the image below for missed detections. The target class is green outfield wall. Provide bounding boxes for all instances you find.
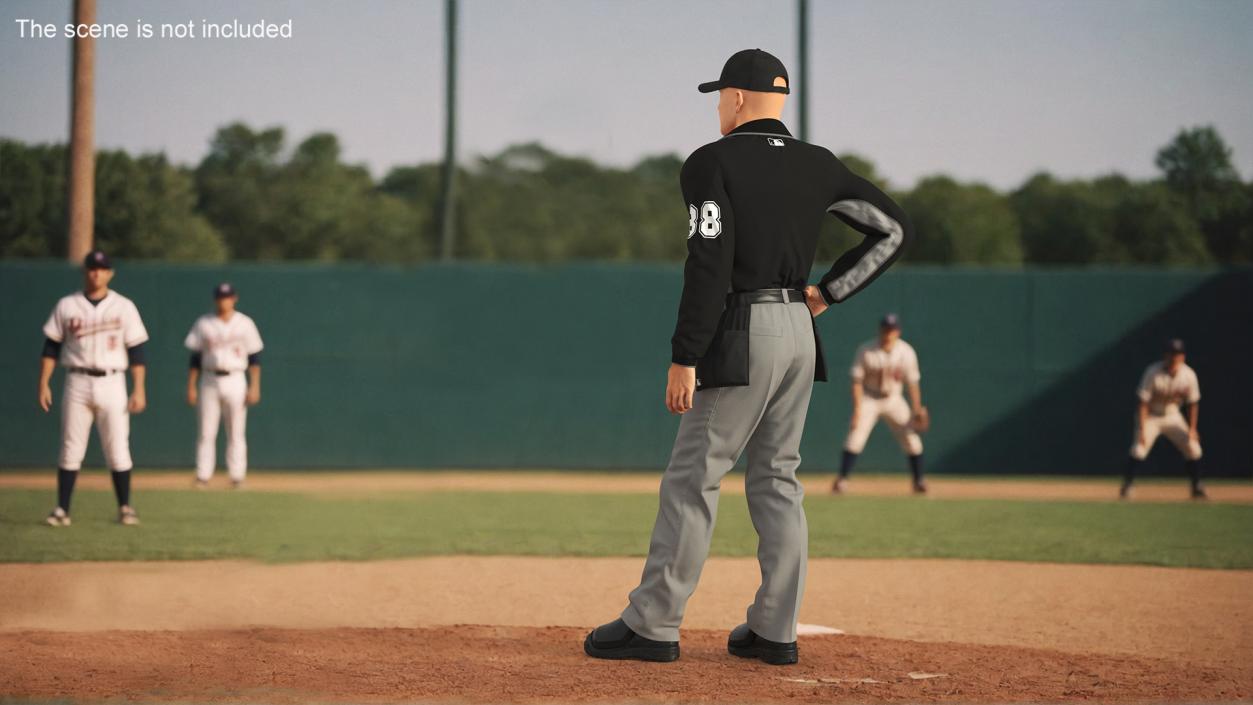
[1,261,1249,477]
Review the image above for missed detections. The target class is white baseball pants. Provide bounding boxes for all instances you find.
[843,393,923,456]
[1130,409,1201,460]
[59,372,132,471]
[196,372,249,482]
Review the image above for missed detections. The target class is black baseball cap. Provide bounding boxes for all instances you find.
[83,249,112,270]
[214,282,237,299]
[1166,338,1186,354]
[880,313,901,330]
[698,49,790,94]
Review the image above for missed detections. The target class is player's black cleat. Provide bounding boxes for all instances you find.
[1191,484,1208,500]
[727,623,797,665]
[1119,482,1134,500]
[912,480,928,495]
[584,618,679,662]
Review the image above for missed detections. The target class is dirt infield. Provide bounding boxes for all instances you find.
[4,626,1249,704]
[4,472,1250,702]
[2,557,1250,703]
[3,469,1251,502]
[4,557,1250,668]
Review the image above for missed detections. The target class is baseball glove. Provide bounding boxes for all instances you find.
[910,406,931,433]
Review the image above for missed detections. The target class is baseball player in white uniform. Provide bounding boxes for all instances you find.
[1120,339,1204,500]
[833,314,929,494]
[38,250,148,526]
[185,283,263,488]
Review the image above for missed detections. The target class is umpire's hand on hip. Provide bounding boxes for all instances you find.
[804,286,829,318]
[666,363,696,415]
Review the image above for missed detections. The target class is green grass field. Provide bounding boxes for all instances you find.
[2,488,1250,568]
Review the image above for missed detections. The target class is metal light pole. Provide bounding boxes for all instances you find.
[438,0,458,260]
[67,0,97,262]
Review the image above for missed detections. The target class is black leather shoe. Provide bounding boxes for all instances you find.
[584,618,679,662]
[727,623,798,665]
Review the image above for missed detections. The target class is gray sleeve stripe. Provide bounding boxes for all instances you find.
[824,199,905,302]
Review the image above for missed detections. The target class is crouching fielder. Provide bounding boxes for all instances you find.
[833,314,928,494]
[185,283,263,488]
[1121,339,1204,500]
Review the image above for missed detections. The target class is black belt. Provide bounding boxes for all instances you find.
[212,370,237,376]
[727,289,806,305]
[67,367,120,377]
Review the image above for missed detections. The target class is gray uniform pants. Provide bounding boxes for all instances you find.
[622,301,815,644]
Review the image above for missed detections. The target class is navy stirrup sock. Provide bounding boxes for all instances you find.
[908,454,924,484]
[1123,457,1142,487]
[56,468,77,512]
[111,470,131,507]
[839,450,858,478]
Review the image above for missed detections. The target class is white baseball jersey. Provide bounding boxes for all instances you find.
[850,339,920,397]
[42,291,148,371]
[184,312,264,372]
[1136,361,1200,416]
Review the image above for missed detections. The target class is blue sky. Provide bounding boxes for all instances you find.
[2,0,1251,190]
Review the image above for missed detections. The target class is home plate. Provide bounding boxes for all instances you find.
[797,623,844,636]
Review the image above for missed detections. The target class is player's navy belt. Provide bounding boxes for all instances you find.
[66,367,121,377]
[727,289,806,306]
[212,370,239,376]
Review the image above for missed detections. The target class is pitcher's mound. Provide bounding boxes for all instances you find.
[3,625,1248,703]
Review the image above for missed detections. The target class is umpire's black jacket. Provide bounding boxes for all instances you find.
[671,118,914,389]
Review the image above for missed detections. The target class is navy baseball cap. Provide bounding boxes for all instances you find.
[83,249,112,270]
[698,49,790,94]
[214,282,237,299]
[1167,338,1186,354]
[880,313,901,329]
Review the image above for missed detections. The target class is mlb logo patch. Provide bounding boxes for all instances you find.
[767,138,786,147]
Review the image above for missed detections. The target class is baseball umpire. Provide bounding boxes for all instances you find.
[585,49,912,665]
[38,250,148,527]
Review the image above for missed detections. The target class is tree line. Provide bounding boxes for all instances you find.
[1,124,1249,265]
